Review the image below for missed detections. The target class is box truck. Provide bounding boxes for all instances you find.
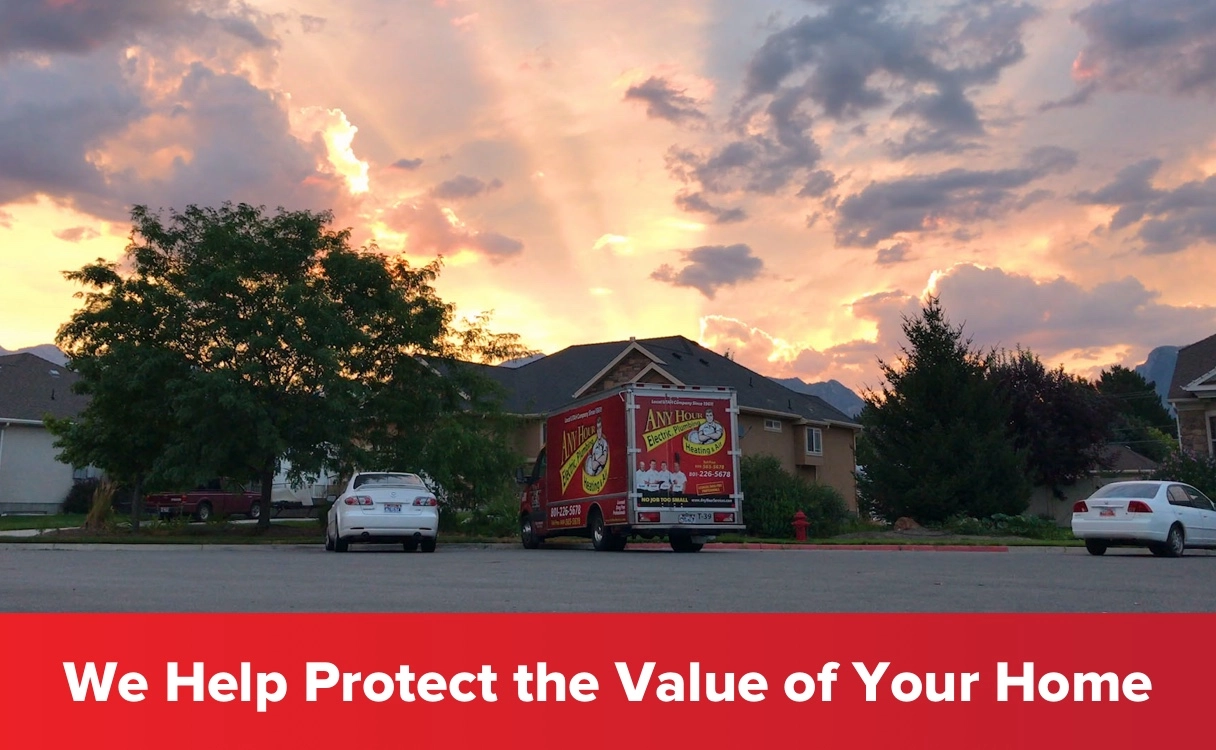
[517,383,745,552]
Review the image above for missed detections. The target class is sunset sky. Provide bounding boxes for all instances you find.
[2,0,1215,392]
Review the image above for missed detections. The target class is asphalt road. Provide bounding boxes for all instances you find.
[3,543,1216,612]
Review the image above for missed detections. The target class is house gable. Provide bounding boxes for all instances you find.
[1169,331,1216,403]
[572,340,668,398]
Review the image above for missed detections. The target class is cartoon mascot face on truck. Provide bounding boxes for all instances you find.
[685,408,724,445]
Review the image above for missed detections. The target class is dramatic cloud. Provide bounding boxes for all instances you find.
[665,85,821,195]
[1038,82,1098,112]
[875,241,911,266]
[53,226,100,243]
[834,146,1078,247]
[299,14,327,34]
[383,200,524,263]
[0,0,187,57]
[700,264,1216,387]
[391,157,424,170]
[1076,158,1216,254]
[624,76,707,124]
[651,244,764,298]
[1072,0,1216,97]
[741,0,1041,158]
[0,1,340,220]
[797,170,836,199]
[0,209,13,229]
[432,175,503,200]
[674,192,746,224]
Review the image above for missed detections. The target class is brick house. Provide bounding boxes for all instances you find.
[1169,332,1216,458]
[482,336,862,509]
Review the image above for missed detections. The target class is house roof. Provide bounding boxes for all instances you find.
[0,353,89,422]
[1168,331,1216,401]
[489,335,860,427]
[1100,444,1159,473]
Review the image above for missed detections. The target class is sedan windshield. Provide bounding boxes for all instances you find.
[354,473,426,489]
[1090,482,1160,499]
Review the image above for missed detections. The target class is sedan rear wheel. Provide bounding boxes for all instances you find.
[324,526,334,551]
[1084,539,1107,556]
[1164,524,1185,558]
[420,536,437,553]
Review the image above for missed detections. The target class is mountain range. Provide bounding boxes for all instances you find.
[771,377,867,419]
[1133,346,1180,411]
[0,344,68,366]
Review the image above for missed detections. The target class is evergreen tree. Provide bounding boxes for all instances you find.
[857,297,1029,523]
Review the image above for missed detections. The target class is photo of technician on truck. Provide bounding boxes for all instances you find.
[517,383,745,552]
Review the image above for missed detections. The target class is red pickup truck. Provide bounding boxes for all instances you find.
[144,480,261,521]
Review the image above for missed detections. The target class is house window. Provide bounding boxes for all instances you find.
[806,427,823,455]
[763,419,782,432]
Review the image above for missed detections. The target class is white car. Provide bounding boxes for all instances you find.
[1071,480,1216,557]
[325,472,439,553]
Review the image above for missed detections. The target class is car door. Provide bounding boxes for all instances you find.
[1166,485,1202,542]
[1183,485,1216,546]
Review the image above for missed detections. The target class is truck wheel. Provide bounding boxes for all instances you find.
[420,537,437,553]
[590,509,612,552]
[248,502,261,521]
[610,534,628,552]
[521,515,541,550]
[670,534,703,553]
[196,502,213,522]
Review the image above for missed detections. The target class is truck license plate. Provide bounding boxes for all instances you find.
[385,504,402,513]
[679,512,710,524]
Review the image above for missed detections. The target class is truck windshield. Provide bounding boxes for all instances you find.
[353,473,426,489]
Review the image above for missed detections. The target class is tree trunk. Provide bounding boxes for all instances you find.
[258,461,274,530]
[130,475,144,532]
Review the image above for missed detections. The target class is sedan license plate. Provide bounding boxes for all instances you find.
[679,512,710,524]
[1099,508,1115,517]
[385,504,402,513]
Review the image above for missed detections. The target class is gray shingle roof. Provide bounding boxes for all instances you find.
[0,353,89,422]
[1168,331,1216,401]
[490,335,859,426]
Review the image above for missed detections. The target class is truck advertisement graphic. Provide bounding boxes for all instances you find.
[633,393,736,509]
[520,383,743,553]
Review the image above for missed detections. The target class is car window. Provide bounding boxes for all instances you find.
[1091,483,1161,499]
[1167,486,1191,506]
[352,473,426,489]
[1184,486,1215,511]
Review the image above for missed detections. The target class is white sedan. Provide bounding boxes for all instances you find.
[325,472,439,553]
[1071,480,1216,557]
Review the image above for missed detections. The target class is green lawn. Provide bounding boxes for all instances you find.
[0,514,86,531]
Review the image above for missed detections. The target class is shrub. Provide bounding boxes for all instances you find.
[943,513,1071,540]
[741,454,849,538]
[1151,450,1216,497]
[63,478,100,514]
[85,479,117,531]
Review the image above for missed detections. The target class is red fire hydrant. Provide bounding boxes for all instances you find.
[793,510,809,542]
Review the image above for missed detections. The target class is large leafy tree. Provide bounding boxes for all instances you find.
[857,297,1029,524]
[54,203,531,529]
[1096,365,1177,462]
[989,348,1113,497]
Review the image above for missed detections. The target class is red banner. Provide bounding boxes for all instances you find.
[0,613,1207,748]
